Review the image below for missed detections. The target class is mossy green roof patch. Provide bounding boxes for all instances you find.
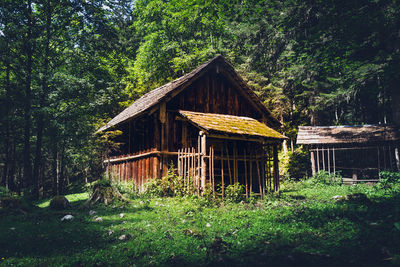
[179,110,286,140]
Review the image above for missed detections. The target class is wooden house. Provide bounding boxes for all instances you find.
[297,125,400,183]
[98,55,286,196]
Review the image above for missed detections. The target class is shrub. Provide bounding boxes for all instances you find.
[114,181,139,199]
[286,147,312,180]
[144,164,192,197]
[377,171,400,192]
[225,183,245,203]
[314,170,342,185]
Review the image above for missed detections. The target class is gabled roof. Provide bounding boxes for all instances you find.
[179,110,286,140]
[98,55,279,132]
[297,125,400,145]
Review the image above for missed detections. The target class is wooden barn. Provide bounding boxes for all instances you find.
[98,55,286,196]
[297,125,400,183]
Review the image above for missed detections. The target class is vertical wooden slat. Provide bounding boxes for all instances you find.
[249,150,253,194]
[212,146,215,197]
[197,135,201,194]
[233,144,237,184]
[225,142,232,185]
[273,144,280,192]
[327,147,331,174]
[316,147,320,172]
[256,153,262,197]
[322,146,326,171]
[244,149,248,199]
[209,146,211,190]
[192,147,195,186]
[262,152,266,197]
[201,132,207,190]
[220,145,224,199]
[333,147,336,174]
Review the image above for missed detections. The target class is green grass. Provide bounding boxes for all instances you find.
[1,180,400,266]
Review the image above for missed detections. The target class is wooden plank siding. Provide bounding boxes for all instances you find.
[103,57,283,192]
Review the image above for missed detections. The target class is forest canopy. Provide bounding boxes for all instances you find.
[0,0,399,198]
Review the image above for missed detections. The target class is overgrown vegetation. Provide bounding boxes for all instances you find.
[1,174,400,266]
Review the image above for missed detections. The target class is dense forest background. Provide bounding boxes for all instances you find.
[1,0,399,198]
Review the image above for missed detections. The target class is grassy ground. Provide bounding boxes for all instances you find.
[1,180,400,267]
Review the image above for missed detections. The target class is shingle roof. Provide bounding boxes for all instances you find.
[98,55,279,132]
[297,125,400,145]
[179,110,286,140]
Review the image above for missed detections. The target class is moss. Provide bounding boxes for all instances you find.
[179,110,286,139]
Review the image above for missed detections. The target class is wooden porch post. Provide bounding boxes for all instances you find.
[200,131,207,190]
[160,102,168,177]
[273,144,280,192]
[395,146,400,172]
[310,146,316,176]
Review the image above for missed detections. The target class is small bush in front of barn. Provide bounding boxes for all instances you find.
[224,182,245,203]
[314,170,342,186]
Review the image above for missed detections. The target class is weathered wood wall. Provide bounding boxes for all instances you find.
[107,69,280,188]
[107,154,160,191]
[167,71,263,121]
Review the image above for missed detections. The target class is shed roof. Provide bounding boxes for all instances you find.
[98,55,278,132]
[297,125,400,145]
[179,110,286,140]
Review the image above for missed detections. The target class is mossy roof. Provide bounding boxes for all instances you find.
[97,55,280,132]
[179,110,286,140]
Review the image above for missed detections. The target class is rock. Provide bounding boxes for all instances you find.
[345,193,369,203]
[89,210,97,216]
[94,217,103,222]
[50,196,70,210]
[118,234,131,241]
[332,195,345,201]
[61,214,74,221]
[119,213,124,218]
[107,229,114,236]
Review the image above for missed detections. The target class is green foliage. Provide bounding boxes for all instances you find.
[314,171,343,186]
[282,146,311,180]
[224,182,245,203]
[376,171,400,193]
[113,181,139,199]
[2,180,400,266]
[144,164,191,197]
[0,186,12,198]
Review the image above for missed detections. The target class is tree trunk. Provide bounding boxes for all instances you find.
[33,0,51,199]
[52,144,58,196]
[2,45,11,188]
[391,78,400,126]
[23,0,33,189]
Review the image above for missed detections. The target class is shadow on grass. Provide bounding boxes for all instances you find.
[210,193,400,267]
[0,200,151,260]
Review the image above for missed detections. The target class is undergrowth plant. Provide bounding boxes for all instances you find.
[224,182,245,203]
[314,170,342,186]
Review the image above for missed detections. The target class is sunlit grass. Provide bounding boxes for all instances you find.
[1,180,399,266]
[36,192,89,208]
